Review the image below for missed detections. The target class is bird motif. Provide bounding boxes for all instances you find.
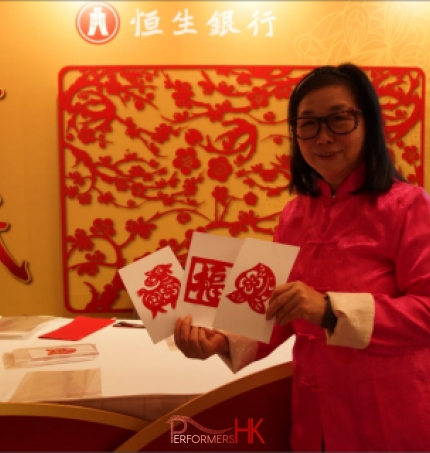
[137,263,181,318]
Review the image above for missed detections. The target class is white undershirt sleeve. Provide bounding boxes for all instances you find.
[325,291,375,349]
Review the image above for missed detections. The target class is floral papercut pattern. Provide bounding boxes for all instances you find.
[226,262,276,314]
[58,66,424,313]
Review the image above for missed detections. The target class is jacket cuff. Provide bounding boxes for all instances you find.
[325,292,375,349]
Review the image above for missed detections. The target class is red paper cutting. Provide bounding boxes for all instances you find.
[184,257,233,308]
[226,262,276,314]
[136,263,181,318]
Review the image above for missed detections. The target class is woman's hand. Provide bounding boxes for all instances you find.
[174,315,229,359]
[266,281,326,326]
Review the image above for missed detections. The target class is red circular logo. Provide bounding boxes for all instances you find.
[76,2,120,44]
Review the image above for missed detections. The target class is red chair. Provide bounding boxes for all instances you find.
[0,402,149,451]
[115,361,293,452]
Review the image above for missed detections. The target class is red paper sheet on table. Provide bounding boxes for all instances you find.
[39,316,115,341]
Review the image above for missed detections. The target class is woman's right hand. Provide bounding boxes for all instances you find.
[174,314,229,359]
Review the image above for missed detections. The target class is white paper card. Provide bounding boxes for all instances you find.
[175,232,244,328]
[118,246,183,343]
[213,238,300,342]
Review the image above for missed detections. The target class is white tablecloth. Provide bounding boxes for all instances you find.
[0,317,294,420]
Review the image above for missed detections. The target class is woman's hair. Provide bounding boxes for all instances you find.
[287,63,405,196]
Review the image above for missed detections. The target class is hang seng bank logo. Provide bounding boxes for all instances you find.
[167,415,265,445]
[76,2,120,44]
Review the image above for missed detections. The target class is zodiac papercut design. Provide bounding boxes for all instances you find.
[226,262,275,314]
[184,257,233,307]
[137,263,181,318]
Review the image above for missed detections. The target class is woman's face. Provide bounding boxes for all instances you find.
[296,84,365,193]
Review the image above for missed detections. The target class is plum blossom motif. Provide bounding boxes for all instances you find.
[177,211,192,224]
[182,177,199,197]
[244,191,258,206]
[98,192,115,204]
[67,229,94,252]
[78,193,92,205]
[207,156,233,182]
[212,186,229,205]
[153,123,178,144]
[173,147,201,175]
[90,218,115,237]
[126,217,156,239]
[171,80,194,109]
[246,86,270,109]
[402,145,419,164]
[78,128,96,144]
[226,262,276,314]
[69,171,86,186]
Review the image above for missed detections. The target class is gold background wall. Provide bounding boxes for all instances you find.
[1,1,429,317]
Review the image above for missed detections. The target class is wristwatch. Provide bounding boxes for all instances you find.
[321,293,338,333]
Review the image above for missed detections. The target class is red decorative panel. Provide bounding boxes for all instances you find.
[58,66,425,313]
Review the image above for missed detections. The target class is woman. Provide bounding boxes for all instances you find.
[174,64,430,451]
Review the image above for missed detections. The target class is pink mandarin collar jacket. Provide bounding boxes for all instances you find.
[225,166,430,451]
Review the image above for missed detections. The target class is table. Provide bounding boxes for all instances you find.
[0,317,294,421]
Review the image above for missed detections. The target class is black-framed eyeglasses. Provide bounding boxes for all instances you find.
[289,107,362,140]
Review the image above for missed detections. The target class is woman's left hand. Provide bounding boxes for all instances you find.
[266,281,327,326]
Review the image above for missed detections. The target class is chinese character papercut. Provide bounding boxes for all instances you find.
[175,231,244,328]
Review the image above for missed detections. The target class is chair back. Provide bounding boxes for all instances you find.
[116,361,293,452]
[0,401,148,451]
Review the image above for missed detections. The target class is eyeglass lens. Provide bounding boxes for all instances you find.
[294,110,359,140]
